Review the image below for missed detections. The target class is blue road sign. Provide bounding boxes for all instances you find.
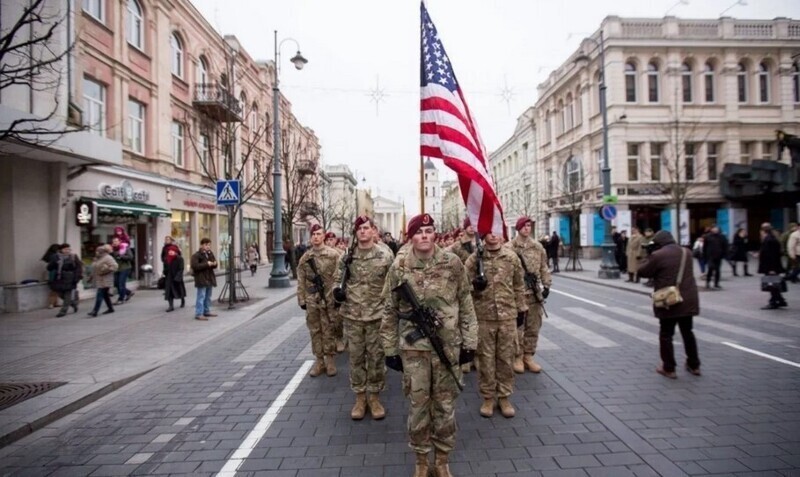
[216,180,241,206]
[600,205,617,221]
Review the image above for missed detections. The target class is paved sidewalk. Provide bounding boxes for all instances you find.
[0,267,297,448]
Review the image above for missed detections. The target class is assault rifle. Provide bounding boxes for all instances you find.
[307,258,330,311]
[472,235,488,291]
[332,235,357,303]
[515,251,549,319]
[393,281,463,391]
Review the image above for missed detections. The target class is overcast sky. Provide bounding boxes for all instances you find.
[191,0,799,217]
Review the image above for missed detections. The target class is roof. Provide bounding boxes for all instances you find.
[424,158,437,170]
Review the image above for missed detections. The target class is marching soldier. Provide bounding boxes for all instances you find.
[465,232,527,418]
[333,216,394,420]
[509,217,552,374]
[297,224,340,377]
[381,213,478,477]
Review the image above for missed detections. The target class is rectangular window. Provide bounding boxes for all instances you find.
[625,75,636,102]
[83,0,104,22]
[704,73,715,103]
[648,75,659,103]
[82,77,105,136]
[199,133,210,171]
[707,143,719,181]
[762,141,773,160]
[682,75,692,103]
[128,99,144,154]
[171,121,184,167]
[685,143,696,181]
[740,141,752,165]
[650,143,662,182]
[738,75,747,103]
[627,144,639,181]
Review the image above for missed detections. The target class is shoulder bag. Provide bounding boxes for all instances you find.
[652,248,688,309]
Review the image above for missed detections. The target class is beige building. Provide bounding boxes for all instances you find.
[373,195,404,239]
[324,164,357,238]
[440,180,463,232]
[422,158,442,224]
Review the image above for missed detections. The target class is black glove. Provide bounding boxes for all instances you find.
[332,287,347,303]
[472,276,488,291]
[458,348,475,365]
[333,302,342,309]
[516,311,527,328]
[542,287,550,299]
[385,355,403,372]
[300,304,307,310]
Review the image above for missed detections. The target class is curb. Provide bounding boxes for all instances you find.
[555,272,653,297]
[0,290,297,450]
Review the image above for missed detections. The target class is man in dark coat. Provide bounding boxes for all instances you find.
[549,231,560,272]
[47,243,83,317]
[758,223,787,310]
[702,225,728,289]
[638,230,701,379]
[190,238,218,320]
[614,229,628,273]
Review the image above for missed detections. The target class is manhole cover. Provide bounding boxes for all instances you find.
[0,382,67,412]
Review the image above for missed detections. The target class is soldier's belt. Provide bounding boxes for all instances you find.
[401,349,432,357]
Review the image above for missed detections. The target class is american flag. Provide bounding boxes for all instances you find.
[419,2,506,238]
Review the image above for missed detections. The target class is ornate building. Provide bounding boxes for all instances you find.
[423,158,442,225]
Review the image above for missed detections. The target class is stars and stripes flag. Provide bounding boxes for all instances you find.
[419,2,506,238]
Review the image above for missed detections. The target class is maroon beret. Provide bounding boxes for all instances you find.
[515,217,533,231]
[354,215,372,230]
[407,213,434,238]
[324,232,336,240]
[310,224,323,234]
[463,217,471,228]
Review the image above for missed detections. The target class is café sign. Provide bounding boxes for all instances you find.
[99,180,150,203]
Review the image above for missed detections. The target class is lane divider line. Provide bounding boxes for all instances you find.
[216,360,314,477]
[722,342,800,369]
[550,289,608,308]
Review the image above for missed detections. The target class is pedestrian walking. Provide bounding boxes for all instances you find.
[190,238,218,320]
[163,244,186,312]
[626,227,645,282]
[87,244,117,317]
[613,228,628,273]
[47,243,83,317]
[787,225,800,283]
[111,237,134,303]
[549,231,561,272]
[758,223,787,310]
[247,243,259,276]
[637,230,701,379]
[381,213,478,477]
[42,243,62,309]
[730,228,753,277]
[466,231,527,418]
[692,233,707,279]
[509,217,551,374]
[702,225,728,289]
[160,236,180,267]
[297,224,341,377]
[333,216,394,420]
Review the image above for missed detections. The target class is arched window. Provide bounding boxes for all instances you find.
[240,92,248,122]
[624,62,637,102]
[127,0,144,49]
[703,61,715,103]
[681,62,692,103]
[793,62,800,104]
[557,100,565,135]
[563,155,583,193]
[758,62,770,103]
[170,33,183,78]
[737,62,748,103]
[647,62,659,103]
[251,102,259,130]
[197,56,209,85]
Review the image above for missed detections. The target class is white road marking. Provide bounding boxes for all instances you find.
[550,289,607,308]
[547,313,617,348]
[606,306,731,343]
[566,307,653,343]
[217,360,314,477]
[722,342,800,369]
[234,316,306,363]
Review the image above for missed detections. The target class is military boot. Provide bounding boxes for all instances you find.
[367,393,386,420]
[309,358,325,377]
[325,355,338,376]
[498,397,516,418]
[513,357,524,374]
[336,339,346,353]
[523,354,542,373]
[461,363,471,374]
[479,398,494,418]
[413,453,429,477]
[433,450,452,477]
[350,393,367,420]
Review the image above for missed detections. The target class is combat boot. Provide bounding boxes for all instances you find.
[413,453,429,477]
[479,398,494,418]
[350,393,367,420]
[367,393,385,420]
[513,357,524,374]
[498,397,516,418]
[325,355,338,376]
[433,450,452,477]
[336,339,346,353]
[309,358,325,377]
[461,363,471,374]
[523,354,542,373]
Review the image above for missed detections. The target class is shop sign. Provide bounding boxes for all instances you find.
[183,199,219,211]
[75,200,96,227]
[99,180,150,203]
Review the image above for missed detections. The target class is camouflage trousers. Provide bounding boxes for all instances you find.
[401,350,462,454]
[332,307,344,341]
[344,318,385,394]
[516,302,544,357]
[477,320,516,399]
[306,304,336,358]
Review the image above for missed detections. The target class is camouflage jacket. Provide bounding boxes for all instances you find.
[446,236,476,264]
[381,247,478,357]
[333,244,394,322]
[465,246,527,321]
[297,245,341,309]
[508,235,552,302]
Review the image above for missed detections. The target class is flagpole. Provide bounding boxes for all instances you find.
[420,156,425,213]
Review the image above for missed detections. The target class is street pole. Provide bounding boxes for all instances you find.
[597,30,620,279]
[269,30,290,288]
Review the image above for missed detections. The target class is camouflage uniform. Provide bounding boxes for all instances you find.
[381,247,478,455]
[297,245,340,359]
[446,236,475,264]
[465,247,527,399]
[334,244,394,394]
[509,236,551,358]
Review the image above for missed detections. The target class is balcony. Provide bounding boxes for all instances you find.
[193,83,242,123]
[299,202,319,217]
[296,159,317,175]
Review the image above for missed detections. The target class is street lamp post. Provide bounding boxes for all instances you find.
[269,31,308,288]
[575,30,619,279]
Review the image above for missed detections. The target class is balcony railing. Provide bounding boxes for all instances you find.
[193,83,242,123]
[299,202,319,217]
[296,159,317,175]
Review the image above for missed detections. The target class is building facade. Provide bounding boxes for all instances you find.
[440,180,463,232]
[423,158,442,225]
[324,164,357,238]
[372,195,404,239]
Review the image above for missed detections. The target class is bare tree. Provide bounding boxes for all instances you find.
[329,195,356,241]
[312,180,334,232]
[0,0,84,145]
[547,157,597,271]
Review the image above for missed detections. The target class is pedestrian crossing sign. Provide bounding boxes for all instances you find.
[216,180,241,206]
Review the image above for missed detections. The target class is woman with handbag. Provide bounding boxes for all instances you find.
[758,223,787,310]
[637,230,701,379]
[163,244,186,312]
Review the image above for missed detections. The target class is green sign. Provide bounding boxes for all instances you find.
[602,195,618,204]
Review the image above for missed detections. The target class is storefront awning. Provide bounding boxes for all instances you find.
[90,198,171,218]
